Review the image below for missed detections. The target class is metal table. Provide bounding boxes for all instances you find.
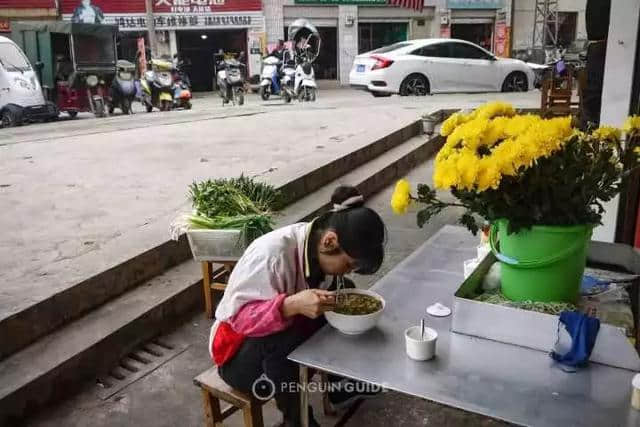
[289,226,640,427]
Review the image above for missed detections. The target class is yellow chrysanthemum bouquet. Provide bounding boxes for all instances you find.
[392,101,640,235]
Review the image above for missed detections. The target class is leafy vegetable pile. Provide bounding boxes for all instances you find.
[187,175,280,246]
[474,290,576,315]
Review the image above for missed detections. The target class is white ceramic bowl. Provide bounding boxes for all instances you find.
[325,289,385,335]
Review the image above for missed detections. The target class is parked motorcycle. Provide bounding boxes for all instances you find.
[288,19,321,103]
[259,55,281,101]
[216,55,245,106]
[172,63,192,110]
[140,59,174,112]
[109,60,136,115]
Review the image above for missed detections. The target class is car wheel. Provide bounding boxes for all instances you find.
[68,110,79,119]
[502,72,528,92]
[371,92,392,98]
[400,74,429,96]
[1,107,21,128]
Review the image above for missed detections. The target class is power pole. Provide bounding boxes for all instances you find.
[145,0,158,57]
[532,0,558,62]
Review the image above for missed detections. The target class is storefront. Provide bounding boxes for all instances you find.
[0,0,58,35]
[60,0,266,90]
[440,0,510,56]
[269,0,435,84]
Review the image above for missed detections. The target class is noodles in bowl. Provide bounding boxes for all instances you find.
[325,289,385,335]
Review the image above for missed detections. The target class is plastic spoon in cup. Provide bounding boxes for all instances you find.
[421,318,425,341]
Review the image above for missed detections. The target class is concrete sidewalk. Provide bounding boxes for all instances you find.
[0,89,539,334]
[22,154,504,427]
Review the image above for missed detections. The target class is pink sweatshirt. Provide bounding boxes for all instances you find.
[227,293,291,337]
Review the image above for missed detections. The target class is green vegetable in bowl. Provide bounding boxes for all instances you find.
[187,175,280,246]
[334,294,382,315]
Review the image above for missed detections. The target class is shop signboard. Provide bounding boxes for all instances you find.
[294,0,386,4]
[447,0,503,9]
[60,0,263,31]
[0,0,56,7]
[493,19,510,57]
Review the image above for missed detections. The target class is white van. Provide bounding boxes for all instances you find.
[0,35,58,128]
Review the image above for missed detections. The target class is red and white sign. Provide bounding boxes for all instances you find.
[59,0,261,14]
[0,0,56,7]
[60,0,263,31]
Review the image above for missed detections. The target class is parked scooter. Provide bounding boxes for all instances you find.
[108,60,136,115]
[216,55,245,106]
[140,59,174,112]
[259,55,282,101]
[288,19,321,103]
[294,56,317,102]
[172,63,192,110]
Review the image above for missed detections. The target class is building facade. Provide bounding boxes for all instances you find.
[263,0,516,85]
[264,0,438,83]
[59,0,267,91]
[0,0,58,35]
[512,0,586,51]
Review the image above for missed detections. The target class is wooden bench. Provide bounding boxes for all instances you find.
[194,367,336,427]
[194,367,266,427]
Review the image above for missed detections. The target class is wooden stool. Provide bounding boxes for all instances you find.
[194,367,265,427]
[202,260,237,319]
[194,368,336,427]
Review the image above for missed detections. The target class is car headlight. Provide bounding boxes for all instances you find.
[86,75,99,87]
[14,78,30,89]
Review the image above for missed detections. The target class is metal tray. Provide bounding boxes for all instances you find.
[451,241,640,371]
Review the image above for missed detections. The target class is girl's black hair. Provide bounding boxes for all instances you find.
[314,186,386,275]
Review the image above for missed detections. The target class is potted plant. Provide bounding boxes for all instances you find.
[172,176,280,261]
[391,102,640,303]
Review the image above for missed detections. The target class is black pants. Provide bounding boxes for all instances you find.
[219,278,353,425]
[218,317,325,425]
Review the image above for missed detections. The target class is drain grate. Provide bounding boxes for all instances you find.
[96,337,189,400]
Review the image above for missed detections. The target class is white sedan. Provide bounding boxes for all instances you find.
[350,38,536,97]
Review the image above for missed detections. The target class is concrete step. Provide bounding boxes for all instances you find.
[0,127,445,424]
[0,118,424,362]
[0,261,203,424]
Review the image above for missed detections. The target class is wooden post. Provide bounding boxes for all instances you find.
[201,389,222,427]
[202,261,214,318]
[242,402,265,427]
[299,365,309,427]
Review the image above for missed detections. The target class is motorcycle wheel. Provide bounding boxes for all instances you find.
[94,98,106,118]
[309,88,317,102]
[108,104,115,115]
[283,92,292,104]
[68,111,79,119]
[122,99,131,115]
[185,101,192,110]
[235,89,245,106]
[161,100,172,112]
[145,101,153,113]
[259,86,270,101]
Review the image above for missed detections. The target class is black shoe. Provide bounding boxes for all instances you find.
[328,380,381,410]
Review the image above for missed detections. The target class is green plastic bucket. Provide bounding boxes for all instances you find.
[489,220,593,303]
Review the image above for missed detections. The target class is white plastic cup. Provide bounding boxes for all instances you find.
[405,326,437,361]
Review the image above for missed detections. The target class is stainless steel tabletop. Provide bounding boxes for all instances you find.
[289,226,640,427]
